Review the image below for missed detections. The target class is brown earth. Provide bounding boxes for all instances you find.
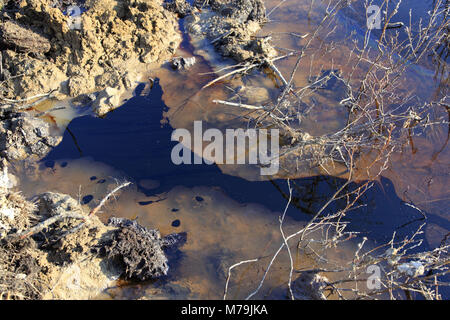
[0,0,181,116]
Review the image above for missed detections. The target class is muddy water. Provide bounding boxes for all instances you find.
[12,0,449,299]
[15,155,433,299]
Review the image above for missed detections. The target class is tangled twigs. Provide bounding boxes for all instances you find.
[242,149,357,300]
[217,0,449,300]
[209,0,449,177]
[201,53,295,90]
[224,155,449,299]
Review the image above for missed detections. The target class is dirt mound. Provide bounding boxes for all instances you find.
[163,0,192,18]
[0,189,118,299]
[0,183,184,299]
[0,190,35,236]
[0,0,181,115]
[0,237,47,299]
[184,0,276,63]
[33,192,106,264]
[99,221,169,280]
[0,164,47,299]
[99,217,186,281]
[0,160,34,237]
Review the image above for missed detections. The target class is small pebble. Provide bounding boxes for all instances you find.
[90,176,97,181]
[60,162,68,168]
[195,196,204,202]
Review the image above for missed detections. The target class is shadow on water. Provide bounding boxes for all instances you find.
[44,79,449,247]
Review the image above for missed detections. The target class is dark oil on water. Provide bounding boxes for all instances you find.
[43,79,449,248]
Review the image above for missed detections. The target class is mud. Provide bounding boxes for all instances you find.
[98,217,186,280]
[185,0,277,63]
[0,0,181,116]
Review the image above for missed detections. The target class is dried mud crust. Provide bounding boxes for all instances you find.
[0,0,181,116]
[182,0,277,63]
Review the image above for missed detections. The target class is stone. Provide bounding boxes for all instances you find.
[0,111,62,161]
[170,56,196,70]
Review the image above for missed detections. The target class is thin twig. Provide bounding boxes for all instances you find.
[89,182,132,216]
[224,259,259,300]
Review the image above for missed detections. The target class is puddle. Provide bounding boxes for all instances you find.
[11,0,449,299]
[13,84,448,299]
[15,154,447,299]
